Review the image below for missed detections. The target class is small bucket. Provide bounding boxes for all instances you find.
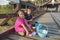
[34,22,48,38]
[37,29,48,38]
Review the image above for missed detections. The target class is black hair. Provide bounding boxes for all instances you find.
[35,22,38,23]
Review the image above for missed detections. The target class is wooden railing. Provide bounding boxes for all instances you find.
[0,7,19,26]
[48,0,60,4]
[0,13,17,18]
[0,1,48,26]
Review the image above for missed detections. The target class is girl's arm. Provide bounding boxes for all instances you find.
[25,19,34,32]
[21,24,29,35]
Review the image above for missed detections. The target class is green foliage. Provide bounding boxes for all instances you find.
[7,17,16,26]
[0,4,13,14]
[0,18,6,25]
[29,0,46,5]
[35,0,41,4]
[35,0,46,4]
[0,17,16,26]
[0,26,3,31]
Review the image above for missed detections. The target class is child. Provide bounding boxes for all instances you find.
[24,8,32,20]
[14,10,34,36]
[24,8,35,25]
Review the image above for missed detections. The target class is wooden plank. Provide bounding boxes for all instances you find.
[0,8,18,25]
[21,0,51,8]
[0,18,6,25]
[48,1,60,4]
[0,14,17,18]
[0,18,10,26]
[0,26,14,39]
[21,1,37,8]
[40,0,51,6]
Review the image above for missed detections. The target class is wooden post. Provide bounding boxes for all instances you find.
[58,5,60,12]
[19,0,21,10]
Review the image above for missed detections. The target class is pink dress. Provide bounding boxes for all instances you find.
[14,17,32,33]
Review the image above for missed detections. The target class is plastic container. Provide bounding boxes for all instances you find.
[34,22,48,38]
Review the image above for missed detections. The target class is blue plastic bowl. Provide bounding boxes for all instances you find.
[34,22,48,38]
[37,29,48,38]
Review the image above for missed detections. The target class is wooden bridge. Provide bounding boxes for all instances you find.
[0,0,60,40]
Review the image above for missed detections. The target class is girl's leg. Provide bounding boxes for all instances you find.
[18,27,26,36]
[18,32,25,36]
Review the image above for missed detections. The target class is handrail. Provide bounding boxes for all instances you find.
[0,8,19,25]
[21,1,37,8]
[48,0,60,4]
[0,0,51,19]
[0,13,17,18]
[0,1,47,26]
[0,1,36,19]
[21,0,51,8]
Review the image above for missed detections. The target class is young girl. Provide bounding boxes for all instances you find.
[14,10,34,36]
[24,8,32,20]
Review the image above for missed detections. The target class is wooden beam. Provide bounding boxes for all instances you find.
[0,14,17,18]
[48,1,60,4]
[21,1,37,8]
[19,0,21,10]
[41,0,51,6]
[0,13,17,26]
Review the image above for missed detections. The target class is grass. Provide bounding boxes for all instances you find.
[0,4,15,26]
[0,4,13,14]
[0,18,6,24]
[0,17,16,33]
[7,17,16,26]
[30,0,47,5]
[0,26,7,32]
[0,17,16,26]
[0,26,12,33]
[0,26,3,31]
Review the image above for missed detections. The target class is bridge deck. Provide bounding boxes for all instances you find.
[1,12,60,40]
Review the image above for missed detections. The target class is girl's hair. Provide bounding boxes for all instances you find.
[17,10,24,16]
[18,10,24,14]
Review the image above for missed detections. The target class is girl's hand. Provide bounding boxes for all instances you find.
[26,31,29,36]
[31,29,34,32]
